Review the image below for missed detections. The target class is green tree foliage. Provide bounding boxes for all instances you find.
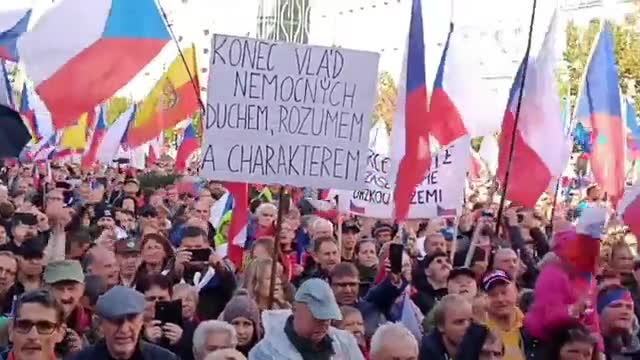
[563,5,640,107]
[106,97,132,125]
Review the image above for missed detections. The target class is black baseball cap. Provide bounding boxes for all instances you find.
[342,221,360,234]
[372,222,394,237]
[448,267,476,282]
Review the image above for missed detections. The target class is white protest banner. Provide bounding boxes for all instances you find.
[337,137,470,218]
[201,34,380,190]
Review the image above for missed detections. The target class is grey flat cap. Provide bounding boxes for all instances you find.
[294,278,342,321]
[95,286,145,321]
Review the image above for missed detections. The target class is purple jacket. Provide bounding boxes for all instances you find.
[523,261,603,351]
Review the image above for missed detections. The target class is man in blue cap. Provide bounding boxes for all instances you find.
[71,286,177,360]
[249,278,363,359]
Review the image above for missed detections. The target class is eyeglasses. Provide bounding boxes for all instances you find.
[13,319,58,335]
[145,296,167,302]
[0,266,17,277]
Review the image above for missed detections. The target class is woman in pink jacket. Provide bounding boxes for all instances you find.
[524,205,607,353]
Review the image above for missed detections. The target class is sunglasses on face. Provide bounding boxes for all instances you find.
[13,319,58,335]
[433,258,451,265]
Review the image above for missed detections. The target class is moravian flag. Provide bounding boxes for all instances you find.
[17,0,170,129]
[126,45,200,147]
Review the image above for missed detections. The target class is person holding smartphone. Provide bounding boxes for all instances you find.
[175,226,236,321]
[137,274,195,360]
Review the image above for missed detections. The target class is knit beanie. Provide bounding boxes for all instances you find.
[222,289,262,338]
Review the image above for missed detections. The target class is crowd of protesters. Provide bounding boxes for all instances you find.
[0,159,636,360]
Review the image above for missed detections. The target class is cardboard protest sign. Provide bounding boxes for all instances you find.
[337,137,470,218]
[201,34,379,190]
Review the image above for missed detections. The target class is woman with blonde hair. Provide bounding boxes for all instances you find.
[241,257,291,311]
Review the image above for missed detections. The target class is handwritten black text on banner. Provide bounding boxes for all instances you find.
[337,137,470,218]
[200,35,380,189]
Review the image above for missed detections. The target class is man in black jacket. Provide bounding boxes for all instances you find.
[412,251,451,316]
[71,286,177,360]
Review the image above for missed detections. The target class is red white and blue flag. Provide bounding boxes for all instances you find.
[0,9,31,62]
[624,98,640,160]
[223,182,248,269]
[18,0,170,129]
[175,121,199,173]
[19,83,38,140]
[391,0,431,221]
[497,11,569,207]
[575,22,625,203]
[430,23,498,146]
[81,106,107,169]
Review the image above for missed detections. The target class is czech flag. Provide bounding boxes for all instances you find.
[624,98,640,160]
[497,11,569,207]
[619,185,640,239]
[0,9,31,62]
[391,0,431,221]
[17,0,170,130]
[19,84,38,140]
[223,182,248,269]
[575,22,625,203]
[574,205,607,273]
[96,104,136,164]
[81,106,107,169]
[175,121,199,173]
[430,23,497,146]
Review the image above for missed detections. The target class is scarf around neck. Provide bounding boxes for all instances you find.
[284,315,335,360]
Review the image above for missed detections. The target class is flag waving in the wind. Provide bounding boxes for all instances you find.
[81,106,107,169]
[624,98,640,159]
[222,182,248,269]
[19,84,38,140]
[175,121,199,173]
[430,23,499,146]
[391,0,431,221]
[575,22,625,203]
[497,11,569,207]
[0,9,31,62]
[18,0,170,129]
